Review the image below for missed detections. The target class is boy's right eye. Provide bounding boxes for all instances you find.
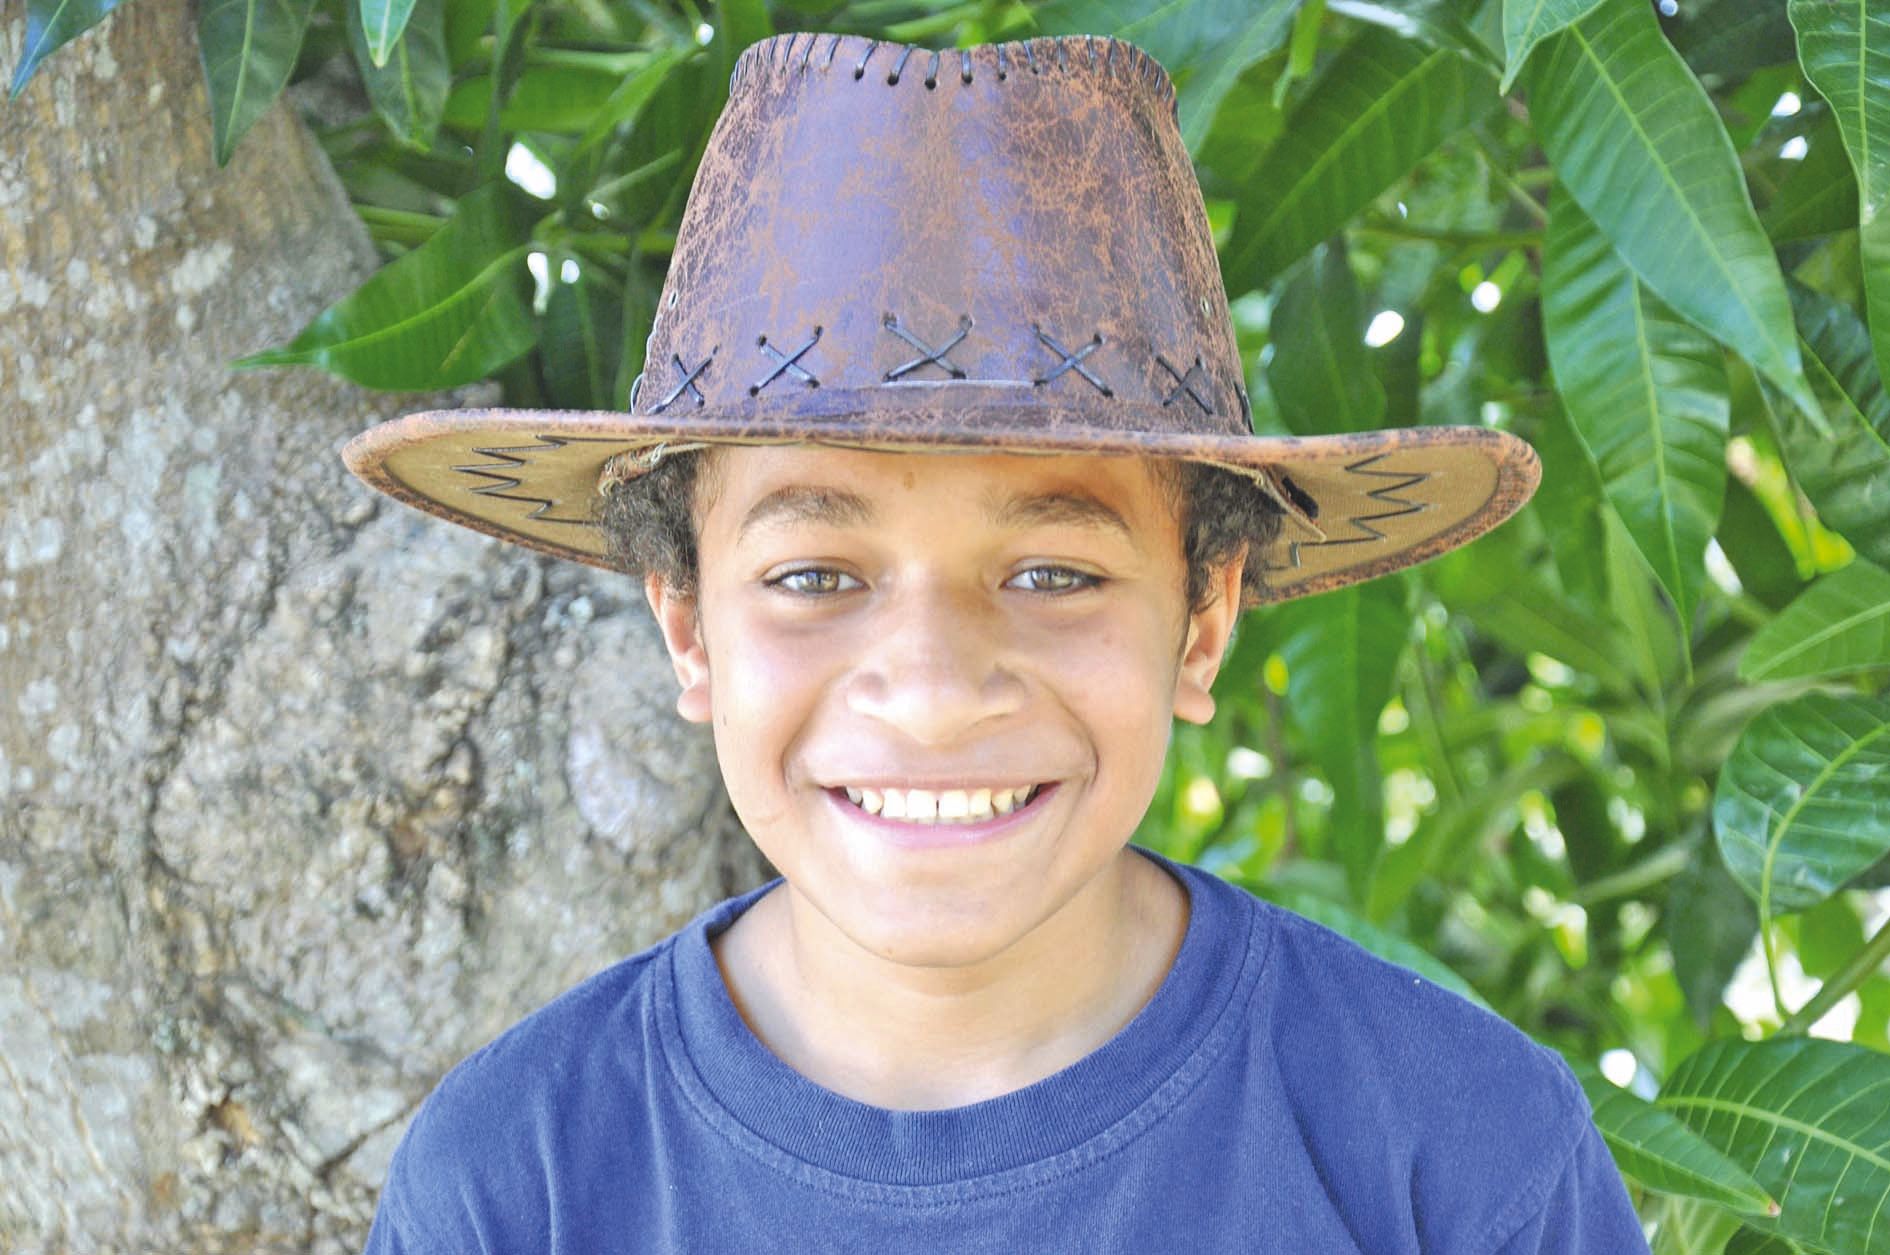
[766,567,861,596]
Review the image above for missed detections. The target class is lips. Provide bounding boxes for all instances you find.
[834,784,1047,824]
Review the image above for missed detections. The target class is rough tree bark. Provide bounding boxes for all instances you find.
[0,6,764,1251]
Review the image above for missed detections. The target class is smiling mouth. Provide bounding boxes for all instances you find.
[833,784,1047,825]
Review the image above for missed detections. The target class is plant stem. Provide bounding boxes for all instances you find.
[1354,221,1542,250]
[1569,841,1694,907]
[1779,912,1890,1036]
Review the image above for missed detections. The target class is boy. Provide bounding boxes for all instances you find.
[345,30,1648,1252]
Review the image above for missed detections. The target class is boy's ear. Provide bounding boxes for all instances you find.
[1172,551,1245,726]
[644,573,713,724]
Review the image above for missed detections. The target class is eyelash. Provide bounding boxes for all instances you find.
[764,565,1103,597]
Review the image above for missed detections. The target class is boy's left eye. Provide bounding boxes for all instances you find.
[768,568,862,596]
[1007,565,1100,594]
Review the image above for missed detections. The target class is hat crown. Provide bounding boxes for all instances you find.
[634,32,1253,437]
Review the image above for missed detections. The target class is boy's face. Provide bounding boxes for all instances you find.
[645,446,1241,970]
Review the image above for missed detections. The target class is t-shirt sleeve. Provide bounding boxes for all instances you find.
[1487,1112,1650,1254]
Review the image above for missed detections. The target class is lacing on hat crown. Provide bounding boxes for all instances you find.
[727,31,1179,123]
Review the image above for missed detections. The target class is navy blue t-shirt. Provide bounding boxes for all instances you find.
[364,848,1649,1252]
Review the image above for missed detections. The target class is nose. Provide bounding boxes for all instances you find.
[844,577,1025,745]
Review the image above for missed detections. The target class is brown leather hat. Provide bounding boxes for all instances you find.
[342,30,1538,604]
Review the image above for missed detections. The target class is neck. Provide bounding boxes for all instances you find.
[711,848,1189,1110]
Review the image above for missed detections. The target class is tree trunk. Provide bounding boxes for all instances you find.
[0,6,763,1251]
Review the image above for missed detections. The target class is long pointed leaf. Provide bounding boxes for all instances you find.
[7,0,126,100]
[347,0,447,150]
[1789,0,1890,393]
[1568,1058,1777,1215]
[359,0,417,69]
[1030,0,1259,73]
[1222,30,1497,292]
[1263,577,1410,897]
[1522,0,1814,414]
[1772,282,1890,568]
[1764,113,1861,244]
[197,0,318,168]
[1499,0,1604,92]
[1741,560,1890,682]
[232,183,537,390]
[1267,242,1386,435]
[1660,1037,1890,1253]
[1713,691,1890,914]
[1542,186,1730,632]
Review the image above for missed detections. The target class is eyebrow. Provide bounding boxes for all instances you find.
[735,482,1135,545]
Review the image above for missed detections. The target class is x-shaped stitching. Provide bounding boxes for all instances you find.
[1156,352,1214,414]
[650,347,716,412]
[1031,324,1113,396]
[883,312,971,380]
[751,325,823,395]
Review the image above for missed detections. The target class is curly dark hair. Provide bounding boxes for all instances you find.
[593,447,1285,612]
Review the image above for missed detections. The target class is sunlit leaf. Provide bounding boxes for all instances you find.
[347,0,447,150]
[1267,241,1386,435]
[1522,0,1813,414]
[232,183,537,389]
[197,0,318,168]
[1770,282,1890,568]
[1789,0,1890,393]
[1740,560,1890,682]
[1713,691,1890,914]
[1661,1038,1890,1253]
[1222,29,1497,291]
[1542,186,1729,632]
[1499,0,1604,92]
[358,0,416,69]
[1568,1058,1776,1214]
[7,0,127,100]
[1716,477,1806,612]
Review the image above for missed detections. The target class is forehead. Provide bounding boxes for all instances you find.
[696,445,1183,541]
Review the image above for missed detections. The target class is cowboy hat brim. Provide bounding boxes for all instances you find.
[342,402,1539,605]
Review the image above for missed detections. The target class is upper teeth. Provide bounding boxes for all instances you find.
[841,785,1039,823]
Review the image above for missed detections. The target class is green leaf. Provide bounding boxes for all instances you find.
[1670,0,1798,84]
[1714,691,1890,914]
[1266,242,1386,435]
[1326,0,1500,71]
[358,0,416,69]
[1499,0,1604,93]
[1741,560,1890,682]
[1789,0,1890,395]
[443,63,625,134]
[542,266,623,411]
[1717,476,1807,612]
[1653,1195,1746,1255]
[1660,1037,1890,1253]
[1725,1228,1815,1254]
[1665,850,1760,1028]
[1568,1058,1777,1215]
[1522,0,1813,415]
[7,0,126,100]
[1174,1,1297,152]
[1264,577,1410,897]
[1773,281,1890,568]
[1528,398,1612,611]
[1030,0,1259,75]
[1252,882,1489,1007]
[1763,113,1861,244]
[1221,29,1498,292]
[347,0,447,150]
[232,182,537,389]
[1542,186,1730,633]
[197,0,318,168]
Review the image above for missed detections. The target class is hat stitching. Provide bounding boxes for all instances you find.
[455,437,620,525]
[649,346,718,412]
[882,312,973,380]
[751,326,823,395]
[1269,456,1434,572]
[1029,323,1112,396]
[1155,353,1215,415]
[732,34,1178,124]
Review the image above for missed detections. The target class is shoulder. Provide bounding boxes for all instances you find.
[1203,875,1603,1245]
[369,937,679,1250]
